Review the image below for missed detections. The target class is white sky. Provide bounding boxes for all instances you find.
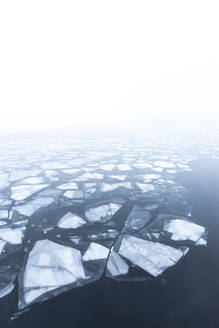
[0,0,219,132]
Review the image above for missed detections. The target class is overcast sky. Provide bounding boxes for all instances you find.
[0,0,218,132]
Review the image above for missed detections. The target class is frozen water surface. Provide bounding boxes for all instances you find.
[0,131,212,325]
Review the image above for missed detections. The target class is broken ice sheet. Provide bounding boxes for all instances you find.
[109,175,127,181]
[146,214,207,245]
[21,239,87,306]
[74,173,104,182]
[0,282,15,298]
[20,177,45,185]
[0,227,24,245]
[85,203,121,222]
[118,235,187,277]
[8,170,42,182]
[13,197,54,216]
[57,212,86,229]
[82,242,109,261]
[41,162,70,169]
[63,190,84,200]
[133,163,152,169]
[141,174,161,182]
[0,210,8,219]
[100,164,116,171]
[0,240,6,254]
[154,161,175,168]
[62,169,82,175]
[106,250,129,277]
[136,183,155,193]
[57,182,78,190]
[0,173,9,189]
[101,182,132,192]
[11,184,49,201]
[124,206,152,231]
[163,218,206,242]
[117,164,132,171]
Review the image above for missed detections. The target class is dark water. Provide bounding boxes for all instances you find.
[3,156,218,328]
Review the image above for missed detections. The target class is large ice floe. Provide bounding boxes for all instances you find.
[21,240,86,306]
[0,133,211,323]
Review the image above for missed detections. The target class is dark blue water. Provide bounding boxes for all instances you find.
[3,156,218,328]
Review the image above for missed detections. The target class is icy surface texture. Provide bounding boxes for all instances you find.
[0,132,212,320]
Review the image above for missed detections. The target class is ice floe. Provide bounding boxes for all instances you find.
[86,203,121,222]
[0,228,24,245]
[11,184,49,201]
[118,235,186,277]
[13,197,54,216]
[163,219,206,242]
[63,190,84,199]
[136,183,155,193]
[57,212,86,229]
[101,182,132,192]
[57,182,78,190]
[0,282,15,298]
[23,240,86,304]
[82,242,109,261]
[107,250,129,276]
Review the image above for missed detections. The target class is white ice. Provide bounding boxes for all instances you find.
[101,182,132,192]
[117,164,132,171]
[82,242,109,261]
[9,170,42,182]
[0,210,8,220]
[0,173,9,190]
[163,219,206,242]
[63,190,84,199]
[107,250,129,276]
[119,235,186,277]
[0,228,24,245]
[109,175,127,181]
[100,164,116,171]
[13,197,54,216]
[57,212,86,229]
[57,182,78,190]
[133,163,152,169]
[0,240,6,254]
[136,183,155,192]
[24,287,56,304]
[20,177,45,184]
[86,205,111,222]
[11,184,49,201]
[24,240,86,300]
[0,282,14,299]
[154,161,176,168]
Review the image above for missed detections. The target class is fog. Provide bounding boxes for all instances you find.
[0,0,218,133]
